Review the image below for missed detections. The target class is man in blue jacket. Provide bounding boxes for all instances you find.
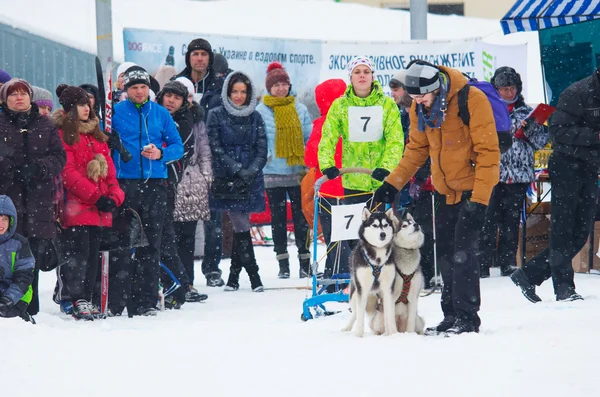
[0,195,35,323]
[110,66,184,317]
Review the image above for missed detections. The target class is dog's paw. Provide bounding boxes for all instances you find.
[341,325,352,332]
[355,330,364,338]
[383,329,398,336]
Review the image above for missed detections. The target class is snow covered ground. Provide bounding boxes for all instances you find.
[2,243,599,397]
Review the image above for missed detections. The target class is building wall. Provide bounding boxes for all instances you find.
[0,23,96,107]
[342,0,515,19]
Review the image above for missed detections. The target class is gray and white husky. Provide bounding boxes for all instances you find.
[342,208,397,337]
[369,212,426,334]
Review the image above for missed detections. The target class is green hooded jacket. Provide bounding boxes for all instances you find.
[318,81,404,192]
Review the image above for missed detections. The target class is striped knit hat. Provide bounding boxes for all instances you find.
[404,63,440,95]
[347,56,375,78]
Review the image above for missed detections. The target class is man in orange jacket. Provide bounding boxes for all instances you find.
[374,61,500,335]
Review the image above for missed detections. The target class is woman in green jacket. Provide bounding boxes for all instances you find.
[318,56,404,236]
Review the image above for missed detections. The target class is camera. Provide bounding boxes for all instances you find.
[106,129,133,163]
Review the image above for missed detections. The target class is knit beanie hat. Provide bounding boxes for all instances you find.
[0,69,11,84]
[185,38,214,70]
[0,78,34,103]
[347,56,375,79]
[389,70,406,89]
[265,62,290,93]
[32,86,54,110]
[56,84,90,113]
[491,66,523,95]
[123,66,151,90]
[404,63,440,95]
[157,81,189,105]
[213,53,229,75]
[175,77,195,96]
[117,62,137,77]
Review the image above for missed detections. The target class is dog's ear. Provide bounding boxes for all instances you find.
[405,212,414,222]
[361,207,371,222]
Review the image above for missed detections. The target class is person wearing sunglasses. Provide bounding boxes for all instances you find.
[374,60,500,335]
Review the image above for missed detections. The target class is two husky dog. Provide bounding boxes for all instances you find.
[342,208,425,337]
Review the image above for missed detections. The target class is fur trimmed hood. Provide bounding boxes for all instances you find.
[51,109,99,133]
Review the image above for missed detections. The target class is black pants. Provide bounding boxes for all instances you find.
[175,221,197,286]
[410,191,436,288]
[108,179,168,313]
[160,184,191,300]
[435,192,481,326]
[522,152,597,293]
[319,197,351,277]
[27,237,55,315]
[265,186,309,257]
[201,210,222,278]
[55,226,102,303]
[478,183,528,272]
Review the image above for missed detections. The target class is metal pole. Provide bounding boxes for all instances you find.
[410,0,428,40]
[95,0,113,68]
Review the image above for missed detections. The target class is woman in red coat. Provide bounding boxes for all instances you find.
[304,79,350,279]
[52,84,124,320]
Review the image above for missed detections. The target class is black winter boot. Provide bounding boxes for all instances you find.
[424,316,456,336]
[555,285,583,302]
[224,240,242,292]
[236,231,264,292]
[277,253,290,279]
[299,253,311,278]
[480,265,490,279]
[500,265,517,277]
[510,268,541,303]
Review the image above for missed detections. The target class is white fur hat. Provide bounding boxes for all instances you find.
[175,76,195,95]
[117,62,137,77]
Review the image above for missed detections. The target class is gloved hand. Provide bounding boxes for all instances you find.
[409,180,423,200]
[14,162,41,184]
[321,167,340,180]
[0,295,14,317]
[371,168,390,182]
[458,199,487,227]
[96,196,117,212]
[236,169,256,185]
[373,181,399,204]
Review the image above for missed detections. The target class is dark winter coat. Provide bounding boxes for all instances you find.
[550,70,600,170]
[206,72,267,213]
[0,195,35,304]
[500,101,549,184]
[175,68,223,122]
[52,111,125,228]
[0,103,67,239]
[165,104,195,184]
[173,103,212,222]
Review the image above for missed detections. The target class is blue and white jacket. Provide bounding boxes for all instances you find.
[256,99,312,175]
[500,101,549,184]
[112,99,184,179]
[0,195,34,304]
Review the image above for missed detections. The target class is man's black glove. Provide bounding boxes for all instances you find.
[0,296,14,317]
[236,169,256,185]
[14,162,41,184]
[95,196,117,212]
[458,199,487,228]
[373,181,399,204]
[371,168,390,182]
[321,167,340,180]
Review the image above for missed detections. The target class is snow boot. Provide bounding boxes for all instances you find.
[443,318,479,335]
[60,300,73,315]
[510,268,541,303]
[90,303,106,319]
[424,316,456,336]
[72,300,94,321]
[135,307,158,316]
[277,253,290,279]
[185,286,208,302]
[225,238,242,291]
[299,253,311,279]
[206,272,225,288]
[480,265,490,279]
[555,285,584,302]
[500,265,517,277]
[236,231,264,292]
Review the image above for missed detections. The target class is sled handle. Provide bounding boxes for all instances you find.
[314,167,373,192]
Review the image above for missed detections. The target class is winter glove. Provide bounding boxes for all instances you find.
[14,162,41,184]
[236,169,257,185]
[409,180,423,201]
[0,296,14,317]
[373,181,399,204]
[95,196,117,212]
[321,167,340,180]
[371,168,390,182]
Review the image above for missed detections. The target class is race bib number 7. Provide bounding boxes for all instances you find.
[348,106,383,142]
[330,203,367,242]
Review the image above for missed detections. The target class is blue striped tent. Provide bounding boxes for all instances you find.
[501,0,600,34]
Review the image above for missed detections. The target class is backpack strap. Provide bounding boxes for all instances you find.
[457,84,470,127]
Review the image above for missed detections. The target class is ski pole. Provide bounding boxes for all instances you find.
[431,191,439,289]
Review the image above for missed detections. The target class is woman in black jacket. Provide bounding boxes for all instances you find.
[206,71,267,292]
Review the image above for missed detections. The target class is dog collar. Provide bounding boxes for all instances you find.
[361,248,388,284]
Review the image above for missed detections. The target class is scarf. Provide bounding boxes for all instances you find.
[263,95,304,166]
[416,76,448,132]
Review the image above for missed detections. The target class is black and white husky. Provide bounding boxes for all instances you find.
[369,212,426,334]
[342,208,397,337]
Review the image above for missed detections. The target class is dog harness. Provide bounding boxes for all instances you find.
[396,269,415,305]
[361,248,385,284]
